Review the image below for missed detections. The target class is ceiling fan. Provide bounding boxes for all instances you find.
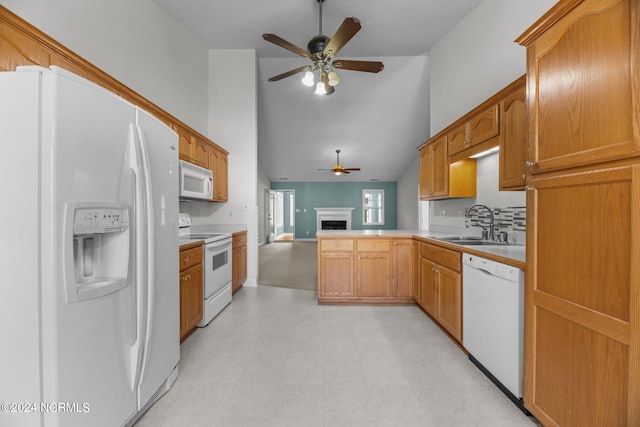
[319,150,361,175]
[262,0,384,95]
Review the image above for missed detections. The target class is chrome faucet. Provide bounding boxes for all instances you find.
[466,204,494,241]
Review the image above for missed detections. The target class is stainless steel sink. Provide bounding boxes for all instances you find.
[435,236,510,246]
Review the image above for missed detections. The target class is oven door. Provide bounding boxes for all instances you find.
[203,238,232,298]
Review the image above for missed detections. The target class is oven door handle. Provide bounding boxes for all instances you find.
[204,239,232,250]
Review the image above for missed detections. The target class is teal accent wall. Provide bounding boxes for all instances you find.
[271,182,397,239]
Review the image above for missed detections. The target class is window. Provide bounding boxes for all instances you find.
[363,189,384,225]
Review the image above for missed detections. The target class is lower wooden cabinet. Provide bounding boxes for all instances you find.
[232,231,247,294]
[392,239,416,298]
[179,243,203,343]
[417,242,462,342]
[318,237,414,304]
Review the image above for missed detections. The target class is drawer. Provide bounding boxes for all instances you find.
[233,232,247,249]
[319,239,354,252]
[180,245,202,271]
[356,239,391,252]
[420,242,461,271]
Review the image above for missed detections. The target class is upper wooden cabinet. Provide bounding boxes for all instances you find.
[419,135,476,201]
[0,6,231,200]
[517,0,639,174]
[448,104,499,158]
[209,145,228,202]
[499,76,527,190]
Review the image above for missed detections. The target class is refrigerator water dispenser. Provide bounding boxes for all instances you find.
[64,202,131,302]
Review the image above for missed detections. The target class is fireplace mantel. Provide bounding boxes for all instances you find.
[314,208,355,231]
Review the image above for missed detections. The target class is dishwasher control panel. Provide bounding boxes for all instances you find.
[462,253,523,282]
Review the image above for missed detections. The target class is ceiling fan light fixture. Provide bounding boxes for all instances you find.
[302,71,315,87]
[315,81,327,95]
[328,71,340,86]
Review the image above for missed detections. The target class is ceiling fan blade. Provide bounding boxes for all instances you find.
[323,17,361,59]
[332,60,384,73]
[268,66,311,82]
[343,168,361,171]
[262,33,309,58]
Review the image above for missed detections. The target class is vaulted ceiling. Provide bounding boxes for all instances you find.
[153,0,484,182]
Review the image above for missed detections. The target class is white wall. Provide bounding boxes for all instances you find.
[194,49,259,287]
[396,156,420,229]
[430,0,557,135]
[1,0,210,133]
[426,0,556,233]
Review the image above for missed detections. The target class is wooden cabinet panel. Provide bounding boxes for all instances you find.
[448,105,499,157]
[418,242,462,343]
[392,239,415,298]
[192,136,209,168]
[419,136,476,200]
[499,76,527,190]
[180,245,202,271]
[209,146,228,202]
[319,239,354,252]
[356,239,391,252]
[319,252,354,297]
[525,161,638,424]
[179,244,203,343]
[436,264,462,341]
[356,253,392,297]
[419,257,437,317]
[520,0,638,174]
[232,231,247,294]
[180,264,202,343]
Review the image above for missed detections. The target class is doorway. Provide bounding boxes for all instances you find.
[268,189,295,242]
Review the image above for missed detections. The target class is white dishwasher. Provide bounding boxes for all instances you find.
[462,253,527,413]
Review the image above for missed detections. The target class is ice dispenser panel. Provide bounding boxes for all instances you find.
[64,203,131,302]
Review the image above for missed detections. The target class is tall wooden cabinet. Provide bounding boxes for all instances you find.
[517,0,640,425]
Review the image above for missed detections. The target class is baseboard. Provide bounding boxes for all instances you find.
[292,238,317,242]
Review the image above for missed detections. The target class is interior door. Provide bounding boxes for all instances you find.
[268,190,276,243]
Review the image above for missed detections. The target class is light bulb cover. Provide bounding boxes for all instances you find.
[301,71,315,87]
[315,82,327,95]
[328,71,341,87]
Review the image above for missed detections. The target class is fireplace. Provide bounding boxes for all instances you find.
[314,208,354,232]
[321,220,347,230]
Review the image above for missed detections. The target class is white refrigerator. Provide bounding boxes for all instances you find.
[0,66,180,427]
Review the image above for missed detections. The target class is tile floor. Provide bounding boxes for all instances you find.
[135,286,540,426]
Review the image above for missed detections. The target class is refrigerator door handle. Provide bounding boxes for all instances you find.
[135,123,156,391]
[128,123,148,392]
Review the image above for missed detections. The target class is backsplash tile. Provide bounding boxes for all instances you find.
[465,206,526,234]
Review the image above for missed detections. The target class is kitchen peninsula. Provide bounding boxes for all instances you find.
[317,229,524,301]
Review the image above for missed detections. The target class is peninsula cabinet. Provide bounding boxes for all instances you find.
[517,0,640,425]
[318,239,355,299]
[419,136,477,200]
[179,243,203,343]
[416,242,462,343]
[392,239,416,298]
[318,237,415,304]
[355,239,392,297]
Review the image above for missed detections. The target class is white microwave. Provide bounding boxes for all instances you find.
[179,160,213,201]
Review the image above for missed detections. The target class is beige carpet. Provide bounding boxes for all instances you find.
[258,241,317,291]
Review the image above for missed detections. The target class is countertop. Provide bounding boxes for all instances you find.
[316,229,526,269]
[179,223,247,248]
